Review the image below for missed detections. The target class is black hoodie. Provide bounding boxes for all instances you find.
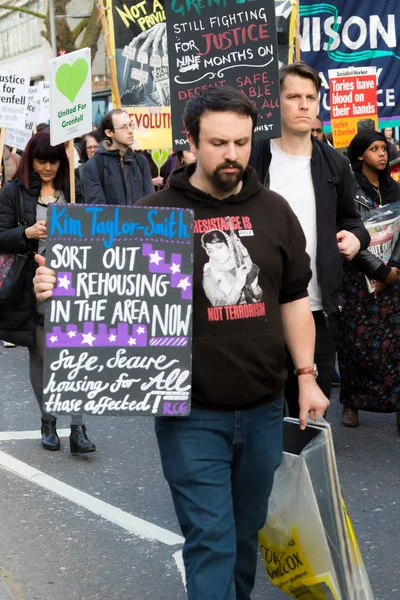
[136,165,312,410]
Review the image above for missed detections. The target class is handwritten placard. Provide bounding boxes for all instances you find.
[165,0,281,149]
[109,0,172,149]
[43,204,194,417]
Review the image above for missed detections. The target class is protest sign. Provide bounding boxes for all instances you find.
[38,81,50,123]
[296,0,400,128]
[5,85,42,150]
[0,71,29,130]
[43,204,194,417]
[26,85,41,125]
[390,158,400,183]
[49,48,92,146]
[329,67,378,148]
[4,122,33,151]
[165,0,281,150]
[106,0,171,149]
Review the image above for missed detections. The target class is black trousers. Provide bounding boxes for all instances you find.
[285,311,338,418]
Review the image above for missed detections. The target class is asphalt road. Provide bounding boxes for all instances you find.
[0,344,399,600]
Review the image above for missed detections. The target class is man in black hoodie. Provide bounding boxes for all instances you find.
[34,87,329,600]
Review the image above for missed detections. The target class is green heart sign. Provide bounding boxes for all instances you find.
[55,58,89,103]
[151,148,170,172]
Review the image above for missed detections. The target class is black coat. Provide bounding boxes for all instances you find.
[0,177,82,347]
[249,138,371,314]
[351,171,400,282]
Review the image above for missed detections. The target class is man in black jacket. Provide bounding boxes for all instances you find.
[250,62,370,416]
[83,109,154,205]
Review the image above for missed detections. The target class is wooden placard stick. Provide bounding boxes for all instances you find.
[97,0,122,109]
[0,127,6,190]
[68,139,76,204]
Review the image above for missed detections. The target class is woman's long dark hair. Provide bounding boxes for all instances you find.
[14,129,69,190]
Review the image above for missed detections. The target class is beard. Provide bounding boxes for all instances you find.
[211,161,244,192]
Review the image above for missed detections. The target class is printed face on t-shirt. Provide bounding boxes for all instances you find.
[280,74,319,137]
[188,110,252,198]
[204,240,231,263]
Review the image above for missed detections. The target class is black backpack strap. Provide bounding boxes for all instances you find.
[93,152,105,189]
[94,151,144,183]
[133,151,145,177]
[17,184,26,227]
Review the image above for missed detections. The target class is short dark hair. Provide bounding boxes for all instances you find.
[280,61,322,93]
[14,129,69,190]
[100,109,128,142]
[79,130,102,163]
[183,86,258,147]
[201,229,228,248]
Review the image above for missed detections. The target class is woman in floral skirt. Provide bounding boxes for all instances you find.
[338,130,400,433]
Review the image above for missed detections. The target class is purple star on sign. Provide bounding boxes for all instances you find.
[52,272,76,297]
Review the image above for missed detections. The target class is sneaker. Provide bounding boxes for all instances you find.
[332,369,341,387]
[3,341,16,348]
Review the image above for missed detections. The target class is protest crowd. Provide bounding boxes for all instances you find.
[0,1,399,599]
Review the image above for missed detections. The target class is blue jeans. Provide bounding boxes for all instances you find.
[155,400,284,600]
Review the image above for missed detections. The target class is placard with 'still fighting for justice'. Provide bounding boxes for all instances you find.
[43,204,194,417]
[165,0,281,149]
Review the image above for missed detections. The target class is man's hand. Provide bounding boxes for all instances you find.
[298,376,330,430]
[337,230,361,260]
[33,254,56,302]
[374,266,399,297]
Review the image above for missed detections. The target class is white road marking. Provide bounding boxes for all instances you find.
[0,429,70,441]
[173,550,187,590]
[0,448,184,547]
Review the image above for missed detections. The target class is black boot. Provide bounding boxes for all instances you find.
[70,425,96,455]
[41,418,60,451]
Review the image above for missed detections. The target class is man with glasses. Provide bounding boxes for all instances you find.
[83,109,154,205]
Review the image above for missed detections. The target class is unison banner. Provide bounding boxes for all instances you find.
[298,0,400,127]
[106,0,172,149]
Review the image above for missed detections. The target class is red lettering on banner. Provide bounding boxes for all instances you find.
[199,24,269,56]
[178,80,226,101]
[131,112,171,130]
